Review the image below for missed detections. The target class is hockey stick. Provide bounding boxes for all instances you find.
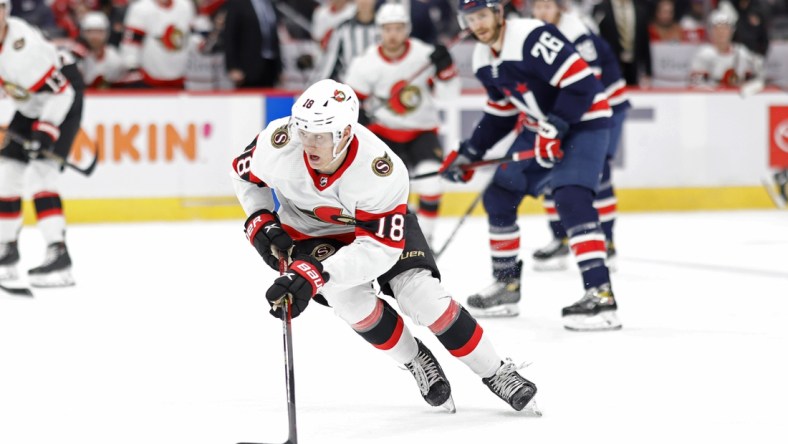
[434,191,483,260]
[239,257,298,444]
[3,131,99,177]
[0,282,33,297]
[410,149,535,181]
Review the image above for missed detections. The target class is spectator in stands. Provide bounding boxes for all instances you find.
[223,0,283,88]
[593,0,652,86]
[309,0,377,82]
[689,8,763,88]
[312,0,356,48]
[679,0,707,43]
[649,0,684,42]
[10,0,58,37]
[730,0,769,56]
[78,12,127,88]
[119,0,196,88]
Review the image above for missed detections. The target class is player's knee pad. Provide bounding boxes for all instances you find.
[389,268,451,327]
[323,284,380,325]
[28,159,61,193]
[483,183,521,228]
[0,158,26,196]
[410,161,442,196]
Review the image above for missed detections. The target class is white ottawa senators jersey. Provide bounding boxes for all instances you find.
[344,38,460,134]
[231,117,411,293]
[121,0,195,83]
[689,43,760,88]
[81,46,126,87]
[0,17,76,129]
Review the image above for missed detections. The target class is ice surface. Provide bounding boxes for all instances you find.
[1,210,787,444]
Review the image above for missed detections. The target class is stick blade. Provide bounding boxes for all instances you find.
[0,284,34,297]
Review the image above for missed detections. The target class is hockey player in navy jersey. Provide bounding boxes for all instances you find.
[440,0,621,331]
[530,0,631,272]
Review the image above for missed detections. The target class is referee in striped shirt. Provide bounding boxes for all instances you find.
[310,0,379,82]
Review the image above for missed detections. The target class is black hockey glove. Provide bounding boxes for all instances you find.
[244,209,294,271]
[429,44,454,80]
[439,140,483,183]
[24,128,56,160]
[266,255,329,319]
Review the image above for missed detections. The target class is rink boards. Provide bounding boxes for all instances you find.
[0,89,785,223]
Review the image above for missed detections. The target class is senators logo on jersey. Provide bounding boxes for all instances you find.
[297,205,356,225]
[271,125,290,148]
[2,82,29,101]
[372,153,394,177]
[311,243,338,261]
[13,38,25,50]
[160,25,185,51]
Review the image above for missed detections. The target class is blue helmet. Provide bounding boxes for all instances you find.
[457,0,501,15]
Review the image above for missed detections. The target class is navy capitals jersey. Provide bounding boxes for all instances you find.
[469,18,612,151]
[554,12,630,113]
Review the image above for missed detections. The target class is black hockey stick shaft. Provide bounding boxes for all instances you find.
[0,282,34,297]
[410,149,535,180]
[3,131,99,176]
[434,191,483,260]
[239,257,297,444]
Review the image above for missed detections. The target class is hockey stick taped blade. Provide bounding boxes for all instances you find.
[0,283,34,297]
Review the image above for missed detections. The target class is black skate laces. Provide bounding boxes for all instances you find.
[488,359,530,401]
[406,349,443,396]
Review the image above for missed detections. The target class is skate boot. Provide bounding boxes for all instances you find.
[28,242,75,287]
[405,338,455,412]
[467,262,522,317]
[483,359,540,414]
[0,241,20,281]
[532,237,569,271]
[606,241,618,273]
[562,283,621,331]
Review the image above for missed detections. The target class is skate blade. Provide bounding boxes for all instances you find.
[563,311,622,332]
[522,398,542,417]
[532,257,568,272]
[0,265,19,281]
[440,395,456,414]
[29,269,75,288]
[467,303,519,318]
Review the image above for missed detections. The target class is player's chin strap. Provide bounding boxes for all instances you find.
[325,132,353,168]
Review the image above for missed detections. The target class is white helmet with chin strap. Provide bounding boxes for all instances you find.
[291,79,359,162]
[376,3,410,28]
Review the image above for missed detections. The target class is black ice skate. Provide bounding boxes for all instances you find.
[562,283,621,331]
[467,262,522,317]
[0,241,20,281]
[405,338,455,413]
[483,359,540,414]
[532,237,569,271]
[28,242,75,287]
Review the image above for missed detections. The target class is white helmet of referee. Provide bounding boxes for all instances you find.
[375,3,410,27]
[291,79,359,160]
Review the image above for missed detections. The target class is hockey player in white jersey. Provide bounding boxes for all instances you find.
[76,12,127,88]
[120,0,195,88]
[344,3,460,248]
[231,79,538,413]
[689,8,763,90]
[0,3,84,286]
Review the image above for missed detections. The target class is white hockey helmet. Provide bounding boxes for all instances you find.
[376,3,410,27]
[80,12,110,31]
[291,79,359,160]
[0,0,11,16]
